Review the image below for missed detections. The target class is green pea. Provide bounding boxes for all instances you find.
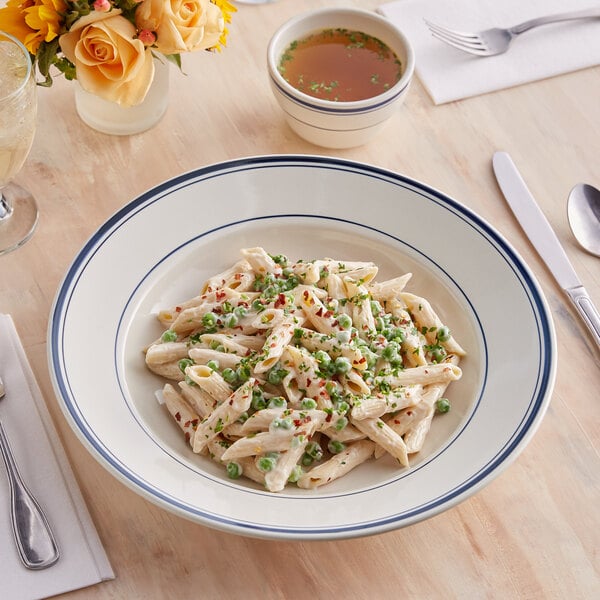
[206,360,219,371]
[202,312,218,328]
[271,417,293,430]
[234,306,248,319]
[301,398,317,410]
[268,396,287,408]
[327,440,346,454]
[337,313,353,330]
[222,368,238,384]
[267,367,288,385]
[226,461,242,479]
[314,350,331,366]
[370,300,383,315]
[257,456,277,472]
[325,380,339,395]
[436,398,451,413]
[334,356,352,374]
[334,416,348,431]
[223,313,238,328]
[301,453,314,467]
[178,358,194,373]
[382,342,400,362]
[161,329,177,342]
[430,346,447,363]
[305,441,323,461]
[335,400,350,414]
[288,465,303,483]
[236,363,252,382]
[252,298,265,312]
[251,389,267,410]
[436,326,451,342]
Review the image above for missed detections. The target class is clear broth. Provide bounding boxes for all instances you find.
[279,28,402,102]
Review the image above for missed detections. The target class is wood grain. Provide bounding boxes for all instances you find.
[1,1,599,598]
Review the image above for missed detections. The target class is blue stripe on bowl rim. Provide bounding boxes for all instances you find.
[48,155,555,537]
[269,73,410,115]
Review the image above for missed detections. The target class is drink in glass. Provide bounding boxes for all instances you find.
[0,31,38,256]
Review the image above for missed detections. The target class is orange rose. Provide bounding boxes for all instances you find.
[60,11,154,106]
[135,0,224,54]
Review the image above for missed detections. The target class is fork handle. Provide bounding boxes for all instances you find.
[511,7,600,35]
[0,421,60,569]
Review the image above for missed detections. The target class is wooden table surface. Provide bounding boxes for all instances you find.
[2,1,599,598]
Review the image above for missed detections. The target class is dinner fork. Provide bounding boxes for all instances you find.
[0,376,60,569]
[425,7,600,56]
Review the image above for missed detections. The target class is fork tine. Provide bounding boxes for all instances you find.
[429,31,491,56]
[428,29,487,50]
[424,19,482,41]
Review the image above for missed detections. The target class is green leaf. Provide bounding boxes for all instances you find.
[54,57,77,81]
[36,39,60,85]
[162,53,183,71]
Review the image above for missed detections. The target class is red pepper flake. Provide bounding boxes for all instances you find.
[216,290,226,301]
[184,420,191,428]
[234,272,243,280]
[274,293,286,309]
[185,431,191,442]
[393,419,401,424]
[174,411,181,422]
[175,306,182,313]
[303,290,309,300]
[315,307,323,317]
[306,378,312,387]
[293,416,311,426]
[323,310,333,318]
[325,413,332,422]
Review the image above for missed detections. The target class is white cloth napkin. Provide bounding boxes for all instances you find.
[379,0,600,104]
[0,314,114,600]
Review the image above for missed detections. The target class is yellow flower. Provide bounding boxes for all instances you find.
[211,0,236,50]
[0,0,66,54]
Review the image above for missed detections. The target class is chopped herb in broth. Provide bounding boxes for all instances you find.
[278,28,402,102]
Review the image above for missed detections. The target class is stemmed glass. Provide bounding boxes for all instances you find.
[0,31,38,256]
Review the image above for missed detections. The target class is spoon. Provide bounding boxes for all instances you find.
[567,183,600,257]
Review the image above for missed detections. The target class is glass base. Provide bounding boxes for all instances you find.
[0,182,38,255]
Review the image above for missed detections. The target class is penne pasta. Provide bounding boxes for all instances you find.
[297,440,375,489]
[145,248,466,491]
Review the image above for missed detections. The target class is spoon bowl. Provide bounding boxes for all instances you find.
[567,183,600,257]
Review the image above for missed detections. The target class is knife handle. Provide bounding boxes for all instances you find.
[565,286,600,351]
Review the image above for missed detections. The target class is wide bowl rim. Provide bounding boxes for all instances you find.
[266,7,416,113]
[47,154,556,541]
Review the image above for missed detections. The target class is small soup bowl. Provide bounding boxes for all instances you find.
[267,7,415,149]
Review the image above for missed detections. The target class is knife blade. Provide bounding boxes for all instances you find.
[492,151,600,352]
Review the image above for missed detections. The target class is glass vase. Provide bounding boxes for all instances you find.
[74,58,170,135]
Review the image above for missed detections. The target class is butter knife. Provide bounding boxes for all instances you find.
[492,151,600,351]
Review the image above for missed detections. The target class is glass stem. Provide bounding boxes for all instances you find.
[0,192,12,220]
